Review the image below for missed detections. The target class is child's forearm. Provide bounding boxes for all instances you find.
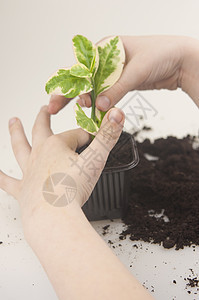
[24,200,154,300]
[181,37,199,107]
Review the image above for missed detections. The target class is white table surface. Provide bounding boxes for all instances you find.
[0,0,199,299]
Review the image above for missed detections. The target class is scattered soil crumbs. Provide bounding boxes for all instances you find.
[184,269,199,295]
[120,134,199,250]
[186,277,199,288]
[0,241,3,245]
[102,225,110,235]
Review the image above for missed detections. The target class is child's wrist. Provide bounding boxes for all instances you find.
[180,37,199,98]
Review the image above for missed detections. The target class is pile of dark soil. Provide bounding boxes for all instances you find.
[120,134,199,250]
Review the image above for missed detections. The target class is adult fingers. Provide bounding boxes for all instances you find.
[32,106,53,146]
[0,170,20,198]
[95,58,144,111]
[9,118,31,172]
[48,95,72,114]
[58,128,90,151]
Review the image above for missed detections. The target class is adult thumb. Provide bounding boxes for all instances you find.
[80,107,125,181]
[93,107,125,158]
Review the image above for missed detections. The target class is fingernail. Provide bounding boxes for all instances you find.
[85,97,92,107]
[80,97,86,106]
[9,118,17,126]
[108,109,124,124]
[48,102,57,114]
[97,96,110,110]
[50,95,56,101]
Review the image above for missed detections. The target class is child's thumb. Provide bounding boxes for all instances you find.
[96,81,127,111]
[95,59,141,111]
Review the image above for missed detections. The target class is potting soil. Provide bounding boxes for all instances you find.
[119,134,199,250]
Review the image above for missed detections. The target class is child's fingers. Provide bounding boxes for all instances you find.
[0,170,20,198]
[9,118,31,172]
[78,94,92,107]
[32,106,53,146]
[48,95,72,114]
[76,97,86,107]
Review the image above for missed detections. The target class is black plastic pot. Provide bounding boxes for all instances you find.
[82,132,139,221]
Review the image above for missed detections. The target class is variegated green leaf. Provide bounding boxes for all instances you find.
[72,35,97,71]
[45,69,92,98]
[95,108,106,127]
[70,63,92,78]
[90,46,99,75]
[94,36,125,96]
[75,103,98,134]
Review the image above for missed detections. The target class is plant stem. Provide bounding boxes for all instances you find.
[91,79,96,122]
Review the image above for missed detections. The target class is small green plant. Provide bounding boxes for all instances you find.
[45,35,125,134]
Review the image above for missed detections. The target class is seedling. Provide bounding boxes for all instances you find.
[45,35,125,134]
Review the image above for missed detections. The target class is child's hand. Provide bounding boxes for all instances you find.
[0,106,124,228]
[48,35,199,113]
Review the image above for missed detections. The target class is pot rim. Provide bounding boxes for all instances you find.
[103,135,139,173]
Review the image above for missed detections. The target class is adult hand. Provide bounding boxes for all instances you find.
[0,105,124,226]
[0,107,155,300]
[48,35,199,114]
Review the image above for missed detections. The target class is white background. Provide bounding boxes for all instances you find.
[0,0,199,299]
